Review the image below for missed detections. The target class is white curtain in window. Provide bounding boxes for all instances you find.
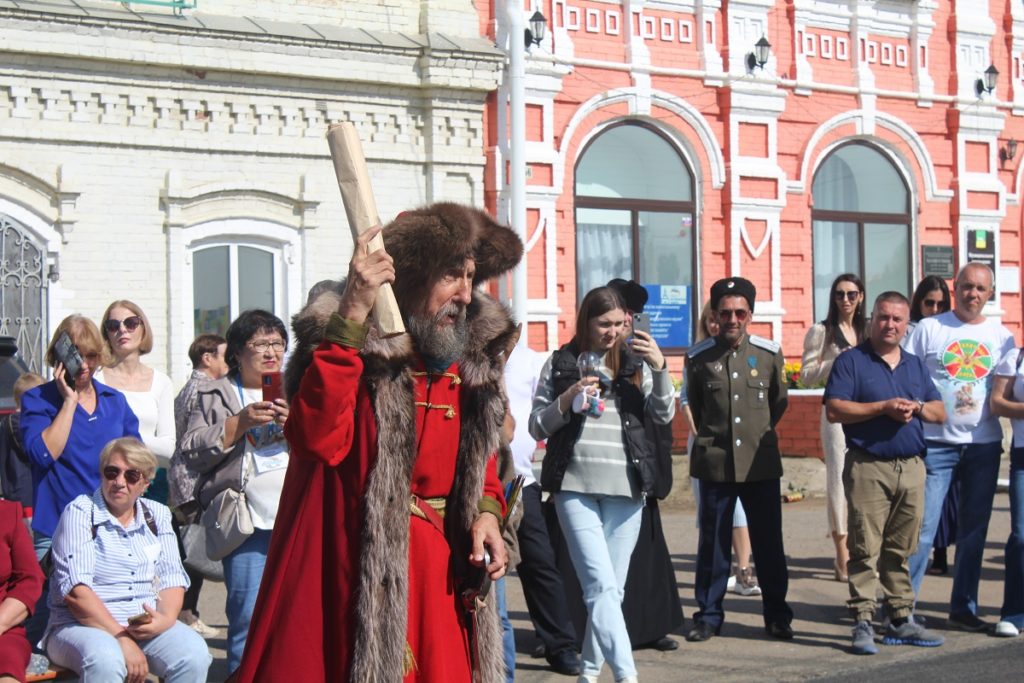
[576,222,631,296]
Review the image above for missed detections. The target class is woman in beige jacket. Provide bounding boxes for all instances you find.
[800,274,866,582]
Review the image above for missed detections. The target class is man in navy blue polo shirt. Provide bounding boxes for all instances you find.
[825,291,946,655]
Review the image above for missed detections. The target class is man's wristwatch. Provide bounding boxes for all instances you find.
[916,399,925,415]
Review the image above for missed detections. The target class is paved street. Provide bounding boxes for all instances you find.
[196,489,1020,682]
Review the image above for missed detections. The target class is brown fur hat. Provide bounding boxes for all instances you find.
[382,202,523,310]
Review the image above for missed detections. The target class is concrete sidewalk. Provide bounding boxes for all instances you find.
[196,481,1018,682]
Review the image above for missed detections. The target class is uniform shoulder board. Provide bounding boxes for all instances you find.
[687,337,715,359]
[749,335,781,354]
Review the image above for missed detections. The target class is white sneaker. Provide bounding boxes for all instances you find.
[731,566,762,596]
[576,675,599,683]
[727,574,737,591]
[994,620,1020,637]
[189,618,222,639]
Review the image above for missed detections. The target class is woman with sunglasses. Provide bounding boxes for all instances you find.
[530,286,674,683]
[180,309,289,672]
[800,274,866,582]
[907,276,955,576]
[95,301,175,506]
[43,437,211,682]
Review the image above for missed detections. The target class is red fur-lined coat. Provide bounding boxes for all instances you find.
[230,290,515,683]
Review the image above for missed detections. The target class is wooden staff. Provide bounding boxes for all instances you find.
[326,122,405,335]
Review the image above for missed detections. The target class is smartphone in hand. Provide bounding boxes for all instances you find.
[261,372,283,403]
[631,312,651,336]
[53,331,83,388]
[127,612,153,627]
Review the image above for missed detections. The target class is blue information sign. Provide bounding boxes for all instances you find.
[642,284,690,349]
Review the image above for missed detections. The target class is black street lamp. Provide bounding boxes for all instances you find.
[746,36,771,72]
[525,10,546,49]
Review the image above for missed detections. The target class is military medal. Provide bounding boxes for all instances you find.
[751,369,758,377]
[714,362,723,373]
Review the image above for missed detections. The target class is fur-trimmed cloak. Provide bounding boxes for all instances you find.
[229,289,518,683]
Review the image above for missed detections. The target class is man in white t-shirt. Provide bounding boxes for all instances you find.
[904,262,1015,632]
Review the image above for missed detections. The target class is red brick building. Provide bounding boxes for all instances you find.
[480,0,1023,364]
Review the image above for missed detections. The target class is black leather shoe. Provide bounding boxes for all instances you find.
[685,621,719,642]
[546,649,581,676]
[766,622,794,640]
[652,637,679,651]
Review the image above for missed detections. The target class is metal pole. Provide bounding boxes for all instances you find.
[507,0,528,327]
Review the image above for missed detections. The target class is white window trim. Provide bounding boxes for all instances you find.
[169,218,301,384]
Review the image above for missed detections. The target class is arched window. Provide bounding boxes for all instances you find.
[0,212,49,373]
[811,142,912,321]
[574,122,696,349]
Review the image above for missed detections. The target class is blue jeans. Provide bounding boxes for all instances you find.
[46,621,211,682]
[494,577,515,682]
[908,440,1002,616]
[1002,446,1024,628]
[222,529,272,672]
[554,492,642,681]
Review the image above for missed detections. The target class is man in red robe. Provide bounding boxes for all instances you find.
[230,203,524,682]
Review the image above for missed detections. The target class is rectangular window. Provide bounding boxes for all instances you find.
[193,246,230,335]
[193,244,277,336]
[576,207,632,297]
[812,220,910,321]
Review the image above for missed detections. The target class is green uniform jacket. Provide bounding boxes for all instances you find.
[686,333,788,482]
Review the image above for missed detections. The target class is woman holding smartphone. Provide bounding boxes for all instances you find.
[180,309,289,672]
[44,438,211,682]
[19,315,142,649]
[529,286,674,683]
[95,300,175,506]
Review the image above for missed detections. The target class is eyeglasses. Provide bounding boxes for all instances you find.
[717,309,750,321]
[834,291,860,302]
[104,316,143,333]
[103,466,144,485]
[81,351,102,363]
[922,298,945,310]
[246,340,286,353]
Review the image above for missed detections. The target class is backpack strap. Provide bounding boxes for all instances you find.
[1016,346,1024,373]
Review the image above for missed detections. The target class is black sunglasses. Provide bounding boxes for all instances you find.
[834,291,860,302]
[104,316,144,333]
[103,466,144,485]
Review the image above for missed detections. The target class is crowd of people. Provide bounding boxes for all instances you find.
[0,197,1021,682]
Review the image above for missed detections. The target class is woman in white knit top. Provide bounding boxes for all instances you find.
[800,274,866,582]
[94,300,175,505]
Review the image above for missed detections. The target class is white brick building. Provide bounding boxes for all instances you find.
[0,0,503,382]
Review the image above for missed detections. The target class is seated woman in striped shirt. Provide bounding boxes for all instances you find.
[529,286,675,683]
[41,437,212,683]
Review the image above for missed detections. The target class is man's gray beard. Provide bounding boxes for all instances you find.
[407,304,469,362]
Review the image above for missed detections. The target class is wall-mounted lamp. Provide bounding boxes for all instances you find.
[524,10,547,49]
[976,64,999,97]
[746,36,771,71]
[1000,138,1018,167]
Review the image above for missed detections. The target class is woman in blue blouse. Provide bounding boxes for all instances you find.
[19,315,142,649]
[19,315,141,549]
[43,438,211,682]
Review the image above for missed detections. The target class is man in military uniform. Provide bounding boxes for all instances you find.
[685,277,794,642]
